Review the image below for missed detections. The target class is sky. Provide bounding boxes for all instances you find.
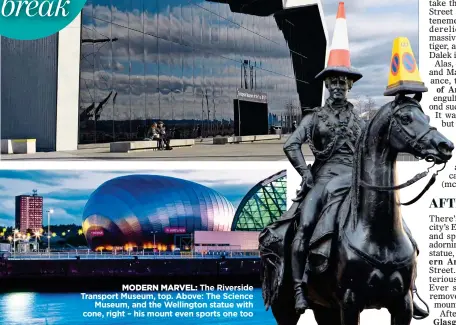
[321,0,419,106]
[0,169,282,227]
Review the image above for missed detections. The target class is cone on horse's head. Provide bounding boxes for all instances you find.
[384,37,428,96]
[315,2,362,82]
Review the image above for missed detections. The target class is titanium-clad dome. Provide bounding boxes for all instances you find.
[82,175,235,248]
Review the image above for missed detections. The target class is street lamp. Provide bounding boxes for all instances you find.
[7,236,12,253]
[34,231,40,252]
[151,231,158,254]
[13,229,19,256]
[46,209,54,254]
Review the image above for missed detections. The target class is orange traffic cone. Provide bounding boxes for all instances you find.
[315,2,362,82]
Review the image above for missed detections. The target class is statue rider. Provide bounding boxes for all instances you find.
[286,69,362,314]
[284,27,429,320]
[286,74,429,320]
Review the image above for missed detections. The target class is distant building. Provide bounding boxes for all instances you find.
[15,190,43,234]
[194,231,260,252]
[1,0,327,151]
[231,170,287,231]
[82,175,235,250]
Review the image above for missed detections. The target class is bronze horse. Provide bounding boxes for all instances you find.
[260,94,453,325]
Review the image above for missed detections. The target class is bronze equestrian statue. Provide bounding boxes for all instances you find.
[260,91,452,325]
[259,8,451,324]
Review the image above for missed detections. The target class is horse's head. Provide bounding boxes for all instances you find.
[387,94,454,164]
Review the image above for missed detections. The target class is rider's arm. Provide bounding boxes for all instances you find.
[359,117,367,130]
[283,113,313,177]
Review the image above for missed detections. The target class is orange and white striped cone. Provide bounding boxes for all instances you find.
[315,2,362,82]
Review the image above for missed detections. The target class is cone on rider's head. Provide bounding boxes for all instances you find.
[315,2,362,82]
[384,37,428,96]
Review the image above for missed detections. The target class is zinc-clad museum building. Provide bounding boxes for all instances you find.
[1,0,327,151]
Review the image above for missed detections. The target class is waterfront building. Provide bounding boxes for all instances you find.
[15,190,43,234]
[231,170,286,231]
[82,174,235,249]
[82,171,287,251]
[1,0,327,151]
[194,231,260,252]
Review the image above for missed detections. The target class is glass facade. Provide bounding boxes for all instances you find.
[79,0,308,143]
[231,170,286,231]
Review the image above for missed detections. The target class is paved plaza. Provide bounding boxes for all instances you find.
[1,137,419,162]
[1,137,301,161]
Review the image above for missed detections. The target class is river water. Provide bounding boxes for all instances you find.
[0,289,275,325]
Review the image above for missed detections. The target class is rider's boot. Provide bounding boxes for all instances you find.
[403,219,429,319]
[291,232,310,314]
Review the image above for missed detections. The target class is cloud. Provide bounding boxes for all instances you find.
[210,184,254,208]
[0,215,13,228]
[322,1,418,105]
[0,171,68,186]
[45,189,95,201]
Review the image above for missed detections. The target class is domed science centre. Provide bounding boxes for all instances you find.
[82,175,235,250]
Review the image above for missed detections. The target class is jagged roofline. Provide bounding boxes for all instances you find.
[231,169,287,231]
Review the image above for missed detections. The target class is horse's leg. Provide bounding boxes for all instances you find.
[388,291,413,325]
[340,289,360,325]
[313,306,342,325]
[271,300,300,325]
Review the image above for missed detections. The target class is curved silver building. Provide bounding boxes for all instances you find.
[82,175,235,249]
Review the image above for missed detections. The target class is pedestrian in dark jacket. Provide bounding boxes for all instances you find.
[157,121,172,150]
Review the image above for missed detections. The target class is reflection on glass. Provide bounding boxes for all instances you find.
[79,0,306,143]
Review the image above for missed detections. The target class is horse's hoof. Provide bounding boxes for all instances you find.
[295,306,307,315]
[295,297,309,315]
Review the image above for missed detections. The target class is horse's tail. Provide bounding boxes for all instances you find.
[269,249,301,325]
[270,291,300,325]
[259,203,301,324]
[260,233,300,325]
[259,228,283,310]
[259,213,297,309]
